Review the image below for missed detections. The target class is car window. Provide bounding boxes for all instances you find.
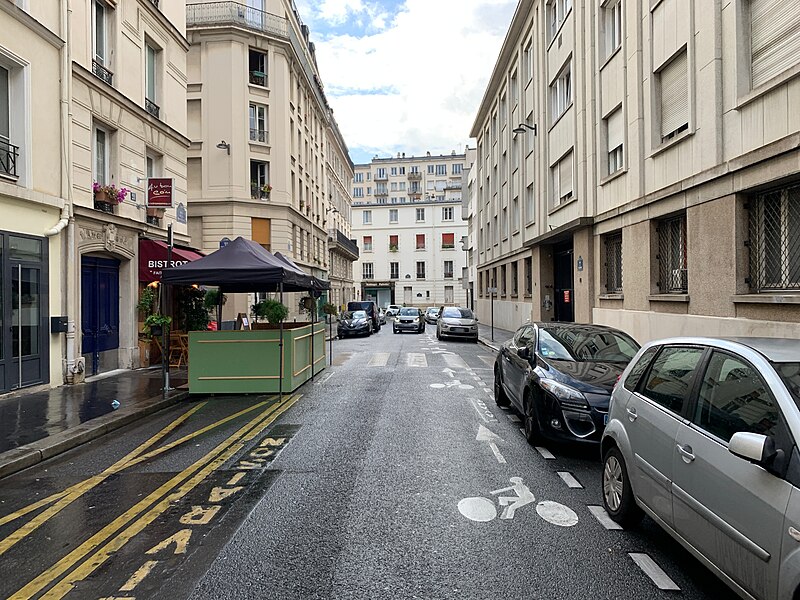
[398,308,419,316]
[538,328,639,362]
[640,346,705,414]
[774,362,800,410]
[442,307,474,319]
[694,351,780,442]
[623,347,659,392]
[512,326,532,346]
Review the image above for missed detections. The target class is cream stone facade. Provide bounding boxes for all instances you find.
[185,0,355,321]
[352,153,468,309]
[471,0,800,343]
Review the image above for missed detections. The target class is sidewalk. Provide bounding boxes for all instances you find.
[0,367,189,479]
[477,322,514,351]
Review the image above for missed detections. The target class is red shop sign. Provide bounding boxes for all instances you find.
[563,290,571,303]
[147,177,174,208]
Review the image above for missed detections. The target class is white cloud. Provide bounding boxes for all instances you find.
[296,0,518,163]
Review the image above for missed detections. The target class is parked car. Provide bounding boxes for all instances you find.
[378,308,387,325]
[393,307,425,334]
[424,307,440,324]
[347,301,381,332]
[436,306,478,342]
[494,323,640,445]
[385,304,402,319]
[337,310,373,338]
[601,337,800,600]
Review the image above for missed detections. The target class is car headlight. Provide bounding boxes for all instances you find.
[539,379,589,410]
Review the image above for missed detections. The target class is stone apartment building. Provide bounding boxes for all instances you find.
[185,0,356,320]
[352,153,468,309]
[471,0,800,342]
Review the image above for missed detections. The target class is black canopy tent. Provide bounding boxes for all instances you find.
[162,236,329,400]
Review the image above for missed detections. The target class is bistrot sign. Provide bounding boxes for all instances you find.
[147,178,174,208]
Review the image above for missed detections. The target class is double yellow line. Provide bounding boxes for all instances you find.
[4,394,300,599]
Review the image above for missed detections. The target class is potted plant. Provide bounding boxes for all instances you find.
[261,183,272,199]
[93,182,129,213]
[389,244,398,252]
[144,313,172,338]
[254,298,289,324]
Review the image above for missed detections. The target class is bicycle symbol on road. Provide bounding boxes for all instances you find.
[430,380,474,390]
[457,476,578,526]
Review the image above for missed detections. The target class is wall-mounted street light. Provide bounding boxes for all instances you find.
[216,140,231,155]
[512,123,537,135]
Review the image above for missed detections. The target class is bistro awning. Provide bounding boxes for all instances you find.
[139,239,205,282]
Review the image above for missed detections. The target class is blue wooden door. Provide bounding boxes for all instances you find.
[81,257,120,375]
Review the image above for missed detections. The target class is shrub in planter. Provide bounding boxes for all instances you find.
[203,289,227,311]
[144,313,172,337]
[254,299,289,324]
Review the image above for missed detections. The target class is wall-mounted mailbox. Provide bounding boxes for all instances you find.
[51,316,68,333]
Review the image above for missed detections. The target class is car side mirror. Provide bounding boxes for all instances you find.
[517,346,532,360]
[475,317,479,322]
[729,432,783,473]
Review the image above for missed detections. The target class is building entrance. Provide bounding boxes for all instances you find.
[553,241,574,322]
[81,256,120,376]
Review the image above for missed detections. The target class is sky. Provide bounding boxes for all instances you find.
[292,0,519,165]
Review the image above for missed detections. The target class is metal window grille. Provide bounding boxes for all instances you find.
[145,98,160,119]
[749,184,800,291]
[92,60,113,86]
[0,139,19,178]
[657,215,687,293]
[604,233,623,293]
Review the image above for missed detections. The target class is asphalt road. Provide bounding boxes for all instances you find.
[0,321,738,599]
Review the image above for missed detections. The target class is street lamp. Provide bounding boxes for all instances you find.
[512,123,537,135]
[215,140,231,154]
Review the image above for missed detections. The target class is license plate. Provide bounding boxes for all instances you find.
[603,414,609,425]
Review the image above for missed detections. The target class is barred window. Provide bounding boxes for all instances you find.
[749,184,800,291]
[362,262,373,279]
[604,232,623,293]
[657,215,687,293]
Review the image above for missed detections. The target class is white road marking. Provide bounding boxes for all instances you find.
[519,427,526,436]
[556,472,583,489]
[315,372,335,385]
[406,353,427,367]
[470,398,499,423]
[368,353,390,367]
[443,354,468,369]
[483,387,492,394]
[629,553,681,591]
[458,497,497,522]
[535,447,556,460]
[442,368,456,378]
[588,505,623,530]
[478,355,495,367]
[489,444,506,464]
[476,425,506,464]
[507,414,521,423]
[536,501,579,527]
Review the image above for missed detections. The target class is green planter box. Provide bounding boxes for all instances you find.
[188,322,326,395]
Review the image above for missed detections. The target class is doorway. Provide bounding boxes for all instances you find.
[553,241,574,322]
[81,256,120,376]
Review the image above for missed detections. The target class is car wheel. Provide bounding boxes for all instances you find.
[602,446,643,527]
[523,391,543,446]
[493,366,510,408]
[393,328,398,334]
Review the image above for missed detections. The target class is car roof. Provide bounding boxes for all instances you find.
[642,336,800,363]
[533,322,630,336]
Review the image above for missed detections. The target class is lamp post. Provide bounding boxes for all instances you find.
[512,123,537,136]
[325,205,339,365]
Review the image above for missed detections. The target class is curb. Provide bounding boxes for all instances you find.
[478,337,500,352]
[0,389,190,480]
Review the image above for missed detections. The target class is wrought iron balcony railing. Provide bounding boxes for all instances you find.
[92,60,113,85]
[328,228,359,260]
[249,128,269,143]
[0,139,19,178]
[408,172,422,180]
[145,98,160,118]
[187,2,289,38]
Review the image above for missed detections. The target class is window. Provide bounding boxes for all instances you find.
[511,262,518,295]
[94,126,109,186]
[416,234,426,250]
[694,351,779,442]
[442,233,455,249]
[659,50,689,142]
[500,265,507,295]
[511,197,519,232]
[354,173,364,183]
[551,151,574,205]
[623,347,659,392]
[376,167,387,179]
[389,234,398,251]
[435,164,447,175]
[657,214,687,293]
[0,65,16,178]
[416,261,426,279]
[389,209,398,223]
[390,262,399,279]
[249,160,269,198]
[248,48,267,86]
[603,0,622,59]
[604,232,623,293]
[442,206,454,221]
[363,263,374,279]
[524,257,532,295]
[550,61,572,122]
[363,236,373,252]
[353,188,364,198]
[92,1,113,84]
[249,103,268,143]
[751,0,800,88]
[452,164,462,175]
[525,184,534,224]
[547,0,572,40]
[390,167,397,176]
[641,346,705,414]
[606,107,624,175]
[252,217,271,252]
[523,40,533,84]
[362,210,372,224]
[415,208,425,221]
[443,260,454,279]
[502,207,508,239]
[427,165,434,174]
[749,183,800,291]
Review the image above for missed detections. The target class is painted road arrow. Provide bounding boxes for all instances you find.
[476,425,506,464]
[442,368,456,378]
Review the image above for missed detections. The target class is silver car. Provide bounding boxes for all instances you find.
[601,337,800,600]
[436,306,478,342]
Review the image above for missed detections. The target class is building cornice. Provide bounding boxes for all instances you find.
[0,2,64,48]
[521,217,594,248]
[354,153,466,167]
[73,63,191,148]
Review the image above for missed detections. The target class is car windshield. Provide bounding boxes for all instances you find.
[442,307,474,319]
[399,308,419,316]
[538,328,639,363]
[426,308,438,315]
[343,310,367,319]
[773,362,800,408]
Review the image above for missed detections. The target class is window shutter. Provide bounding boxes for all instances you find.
[559,152,573,198]
[607,108,624,152]
[751,0,800,87]
[659,51,688,138]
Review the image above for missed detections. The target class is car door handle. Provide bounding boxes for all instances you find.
[626,408,637,422]
[676,444,695,463]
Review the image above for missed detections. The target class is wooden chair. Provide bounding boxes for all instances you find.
[168,333,188,367]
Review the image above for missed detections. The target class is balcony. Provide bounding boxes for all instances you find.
[374,188,388,196]
[328,228,359,261]
[145,98,160,119]
[445,180,463,190]
[249,128,269,144]
[186,2,289,38]
[374,173,388,181]
[0,139,19,179]
[92,60,113,86]
[408,172,422,181]
[249,70,267,86]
